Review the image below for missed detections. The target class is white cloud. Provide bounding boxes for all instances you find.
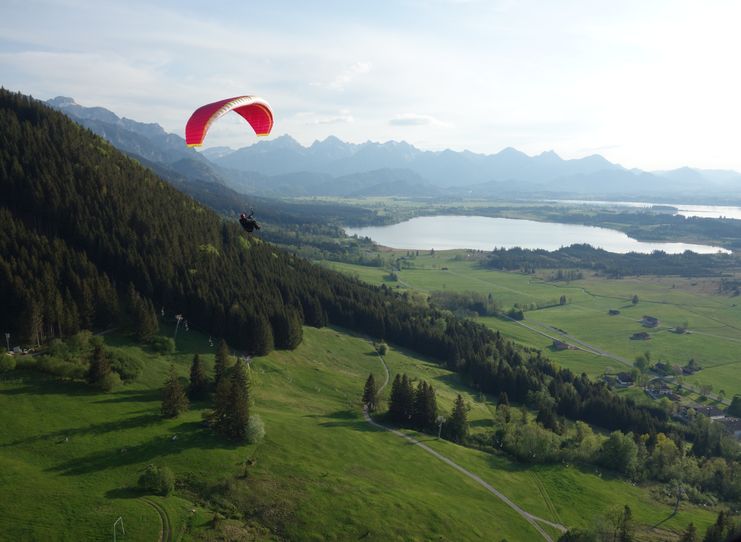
[389,113,448,127]
[3,1,741,169]
[322,62,372,91]
[295,111,355,125]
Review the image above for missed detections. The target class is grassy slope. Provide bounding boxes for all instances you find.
[0,326,715,541]
[320,253,741,395]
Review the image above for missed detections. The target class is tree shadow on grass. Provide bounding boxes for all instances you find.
[0,373,92,396]
[92,388,160,404]
[1,412,163,448]
[105,486,142,499]
[317,410,377,432]
[47,421,244,476]
[431,372,470,394]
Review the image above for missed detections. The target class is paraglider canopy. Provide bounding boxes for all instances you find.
[185,96,273,147]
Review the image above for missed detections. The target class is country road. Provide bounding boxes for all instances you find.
[366,349,566,542]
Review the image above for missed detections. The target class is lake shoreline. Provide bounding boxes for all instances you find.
[345,215,732,255]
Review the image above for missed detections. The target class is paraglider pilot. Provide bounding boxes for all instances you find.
[239,211,260,233]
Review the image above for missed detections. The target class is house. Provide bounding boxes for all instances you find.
[641,316,659,328]
[608,309,620,316]
[631,331,650,340]
[645,379,673,399]
[552,340,570,351]
[616,372,635,387]
[651,361,675,376]
[694,405,725,418]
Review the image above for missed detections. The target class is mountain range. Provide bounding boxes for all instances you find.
[48,97,741,201]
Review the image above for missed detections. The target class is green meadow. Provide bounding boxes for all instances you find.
[0,326,716,540]
[321,252,741,396]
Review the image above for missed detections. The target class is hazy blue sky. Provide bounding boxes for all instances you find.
[2,0,740,170]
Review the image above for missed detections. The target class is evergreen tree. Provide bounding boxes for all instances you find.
[212,360,252,441]
[412,380,427,428]
[127,284,157,341]
[188,354,209,400]
[447,394,469,443]
[87,342,113,390]
[249,313,274,356]
[273,307,302,350]
[703,511,728,542]
[497,392,510,406]
[388,374,404,422]
[617,505,634,542]
[412,380,437,430]
[214,339,230,387]
[679,523,698,542]
[223,360,251,441]
[362,373,378,413]
[161,364,189,418]
[400,374,414,421]
[212,375,232,435]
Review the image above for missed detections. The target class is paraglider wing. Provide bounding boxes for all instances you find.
[185,96,273,147]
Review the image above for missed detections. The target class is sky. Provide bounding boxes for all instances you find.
[2,0,741,171]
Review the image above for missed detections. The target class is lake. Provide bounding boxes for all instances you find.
[548,199,741,220]
[345,215,731,254]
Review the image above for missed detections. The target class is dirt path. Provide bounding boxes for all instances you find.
[142,498,172,542]
[365,351,566,542]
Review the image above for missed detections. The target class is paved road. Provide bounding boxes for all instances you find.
[365,350,566,542]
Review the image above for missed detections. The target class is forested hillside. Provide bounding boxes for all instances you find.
[0,89,496,362]
[0,89,701,442]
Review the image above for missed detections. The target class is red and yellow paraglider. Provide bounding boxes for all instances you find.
[185,96,273,147]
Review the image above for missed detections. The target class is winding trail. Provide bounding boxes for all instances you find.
[365,349,566,542]
[142,498,172,542]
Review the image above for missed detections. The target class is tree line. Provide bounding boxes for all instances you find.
[483,244,737,277]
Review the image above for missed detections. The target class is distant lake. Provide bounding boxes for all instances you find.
[345,215,731,254]
[548,199,741,220]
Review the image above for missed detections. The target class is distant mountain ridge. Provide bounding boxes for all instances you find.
[210,135,741,199]
[214,134,625,187]
[47,97,741,200]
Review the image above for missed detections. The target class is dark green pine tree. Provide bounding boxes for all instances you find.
[87,343,112,388]
[400,374,414,422]
[214,339,230,387]
[249,313,274,356]
[679,523,697,542]
[421,381,438,430]
[127,284,157,341]
[446,394,469,443]
[212,375,232,435]
[702,511,728,542]
[188,354,209,400]
[161,364,189,418]
[617,505,634,542]
[223,360,251,441]
[362,373,378,412]
[412,380,437,430]
[388,374,404,422]
[272,308,303,350]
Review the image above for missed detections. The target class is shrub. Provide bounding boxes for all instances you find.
[0,355,16,373]
[97,371,122,392]
[149,336,175,355]
[110,352,143,381]
[138,464,175,496]
[36,356,87,380]
[246,415,265,444]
